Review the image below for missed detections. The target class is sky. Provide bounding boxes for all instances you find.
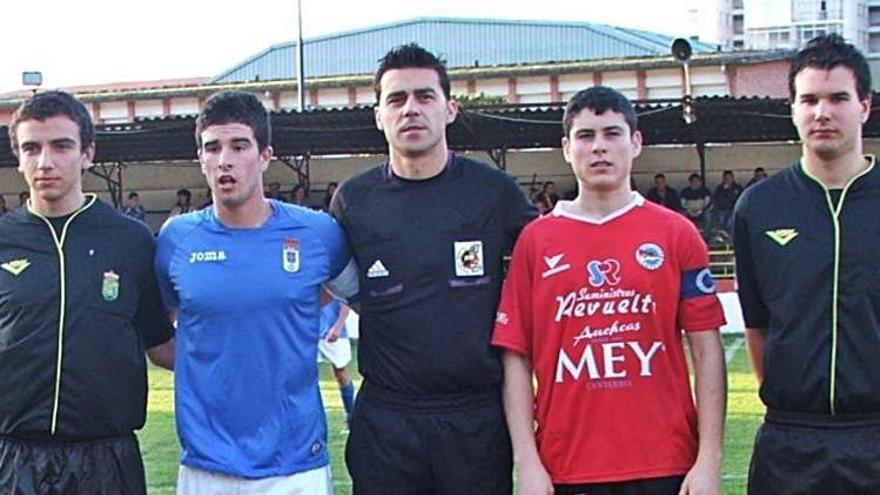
[0,0,692,94]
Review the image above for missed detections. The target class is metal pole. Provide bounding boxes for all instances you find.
[296,0,305,112]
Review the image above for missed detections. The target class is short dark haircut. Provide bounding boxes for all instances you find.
[176,188,192,201]
[374,43,451,101]
[722,170,734,177]
[128,191,139,199]
[563,86,638,137]
[654,173,666,180]
[689,173,702,181]
[788,34,871,101]
[195,90,271,152]
[754,167,765,173]
[8,90,94,154]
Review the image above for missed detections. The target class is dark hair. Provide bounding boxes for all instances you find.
[654,173,666,180]
[128,191,139,199]
[374,43,451,101]
[722,170,734,177]
[754,167,765,173]
[689,173,702,181]
[563,86,638,137]
[195,90,271,152]
[176,188,192,202]
[788,34,871,101]
[9,90,94,154]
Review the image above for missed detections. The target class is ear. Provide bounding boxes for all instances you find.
[81,144,95,171]
[861,94,872,124]
[260,146,274,172]
[631,130,643,159]
[446,98,459,124]
[561,136,572,163]
[374,106,383,131]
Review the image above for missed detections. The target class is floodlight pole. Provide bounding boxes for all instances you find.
[296,0,305,112]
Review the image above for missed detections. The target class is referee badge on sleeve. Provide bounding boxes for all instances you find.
[283,238,300,273]
[454,241,484,277]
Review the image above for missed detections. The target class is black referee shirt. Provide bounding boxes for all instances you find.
[0,195,174,438]
[331,155,537,398]
[734,157,880,417]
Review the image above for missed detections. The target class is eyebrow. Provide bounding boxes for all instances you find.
[20,137,77,148]
[385,87,437,99]
[575,125,625,134]
[202,137,252,148]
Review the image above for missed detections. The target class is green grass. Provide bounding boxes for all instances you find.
[139,335,763,494]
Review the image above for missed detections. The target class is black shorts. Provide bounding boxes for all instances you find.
[345,384,513,495]
[555,475,684,495]
[0,433,145,495]
[748,417,880,495]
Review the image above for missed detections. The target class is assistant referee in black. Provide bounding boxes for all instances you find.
[0,91,175,494]
[734,35,880,495]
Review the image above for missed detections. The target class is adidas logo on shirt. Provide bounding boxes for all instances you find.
[366,260,390,278]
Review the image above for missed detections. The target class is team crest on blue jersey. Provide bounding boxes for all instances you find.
[101,270,120,302]
[283,238,300,273]
[454,241,484,277]
[635,243,665,271]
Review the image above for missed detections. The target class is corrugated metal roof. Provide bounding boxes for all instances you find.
[211,17,718,84]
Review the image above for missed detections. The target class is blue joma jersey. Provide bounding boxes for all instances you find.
[155,201,357,478]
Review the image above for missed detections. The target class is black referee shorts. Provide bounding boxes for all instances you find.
[554,475,684,495]
[748,413,880,495]
[345,384,513,495]
[0,433,146,495]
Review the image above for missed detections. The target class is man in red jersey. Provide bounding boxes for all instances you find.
[493,86,727,495]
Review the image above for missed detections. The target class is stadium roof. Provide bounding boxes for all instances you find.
[211,17,719,84]
[1,96,864,168]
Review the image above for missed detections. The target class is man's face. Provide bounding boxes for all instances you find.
[689,176,702,189]
[198,123,272,211]
[791,66,870,161]
[562,108,642,194]
[722,173,734,185]
[375,68,457,158]
[655,176,667,189]
[128,195,140,207]
[15,115,93,214]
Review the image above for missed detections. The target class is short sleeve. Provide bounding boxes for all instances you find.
[501,173,538,254]
[491,224,536,355]
[733,191,769,328]
[317,214,359,302]
[136,236,174,348]
[675,219,726,332]
[154,225,179,311]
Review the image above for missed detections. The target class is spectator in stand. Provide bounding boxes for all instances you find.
[18,191,29,207]
[745,167,769,188]
[266,181,287,202]
[681,173,712,235]
[711,170,743,235]
[291,184,307,206]
[122,191,147,224]
[199,188,213,209]
[323,182,338,211]
[167,188,193,221]
[533,195,551,215]
[646,172,683,212]
[0,195,7,216]
[534,180,560,209]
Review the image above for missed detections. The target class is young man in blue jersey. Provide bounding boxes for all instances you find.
[331,44,537,495]
[735,34,880,494]
[155,90,358,494]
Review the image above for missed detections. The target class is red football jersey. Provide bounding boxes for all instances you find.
[493,194,725,484]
